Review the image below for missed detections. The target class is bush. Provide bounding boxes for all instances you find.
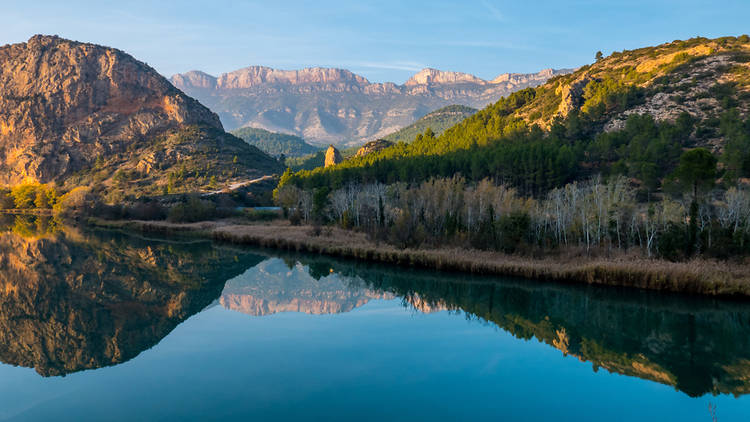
[244,209,280,221]
[657,223,689,261]
[497,211,531,253]
[167,196,218,223]
[53,187,93,216]
[0,189,13,209]
[125,201,167,220]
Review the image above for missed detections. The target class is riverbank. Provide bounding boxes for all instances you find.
[89,218,750,298]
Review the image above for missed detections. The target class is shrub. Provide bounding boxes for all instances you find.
[167,196,217,223]
[53,186,93,216]
[497,211,531,253]
[244,209,280,221]
[126,201,167,220]
[657,223,689,261]
[0,189,13,209]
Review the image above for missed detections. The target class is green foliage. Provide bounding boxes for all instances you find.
[282,110,702,197]
[580,79,645,119]
[231,127,319,157]
[672,148,717,200]
[9,184,58,209]
[719,110,750,181]
[243,209,280,221]
[497,211,531,253]
[312,187,330,222]
[383,105,477,144]
[167,196,218,223]
[11,185,37,209]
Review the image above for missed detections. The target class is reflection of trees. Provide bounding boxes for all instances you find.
[0,226,262,376]
[281,252,750,398]
[0,214,61,238]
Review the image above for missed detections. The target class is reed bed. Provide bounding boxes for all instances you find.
[89,218,750,298]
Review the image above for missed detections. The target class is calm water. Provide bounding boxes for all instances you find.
[0,216,749,421]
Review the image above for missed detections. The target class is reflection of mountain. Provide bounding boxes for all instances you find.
[280,253,750,398]
[0,218,262,376]
[4,220,750,398]
[220,258,390,316]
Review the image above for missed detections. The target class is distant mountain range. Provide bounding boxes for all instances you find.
[284,35,750,194]
[171,66,573,147]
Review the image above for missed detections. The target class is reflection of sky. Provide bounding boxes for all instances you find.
[0,298,747,421]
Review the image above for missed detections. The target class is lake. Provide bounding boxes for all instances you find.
[0,215,748,421]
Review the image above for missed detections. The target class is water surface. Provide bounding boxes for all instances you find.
[0,215,748,421]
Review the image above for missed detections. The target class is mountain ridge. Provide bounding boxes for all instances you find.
[282,35,750,194]
[0,35,282,193]
[171,65,573,146]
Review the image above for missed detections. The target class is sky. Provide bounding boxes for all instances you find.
[1,0,749,84]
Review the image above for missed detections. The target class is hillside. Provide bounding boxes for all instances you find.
[0,35,282,196]
[231,127,319,157]
[284,36,750,195]
[171,66,571,146]
[383,105,477,144]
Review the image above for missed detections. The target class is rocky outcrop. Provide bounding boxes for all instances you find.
[355,139,394,158]
[0,35,281,189]
[324,145,343,167]
[171,66,573,146]
[556,74,593,117]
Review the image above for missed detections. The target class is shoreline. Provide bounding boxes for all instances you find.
[88,218,750,299]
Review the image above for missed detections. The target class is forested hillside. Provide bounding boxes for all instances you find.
[382,105,477,144]
[231,127,320,158]
[282,36,750,195]
[275,36,750,260]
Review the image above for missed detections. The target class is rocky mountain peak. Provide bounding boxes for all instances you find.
[0,35,278,189]
[215,66,370,89]
[170,70,217,90]
[171,64,573,146]
[405,68,487,86]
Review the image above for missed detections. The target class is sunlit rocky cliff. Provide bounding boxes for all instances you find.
[0,35,281,191]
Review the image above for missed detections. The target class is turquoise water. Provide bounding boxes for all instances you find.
[0,219,748,421]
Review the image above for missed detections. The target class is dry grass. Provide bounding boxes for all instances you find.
[90,218,750,298]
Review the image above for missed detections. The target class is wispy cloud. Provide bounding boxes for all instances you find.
[480,0,504,22]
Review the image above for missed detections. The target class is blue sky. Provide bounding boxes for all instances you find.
[2,0,748,83]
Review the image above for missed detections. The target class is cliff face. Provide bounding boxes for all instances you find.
[0,35,281,190]
[171,66,572,146]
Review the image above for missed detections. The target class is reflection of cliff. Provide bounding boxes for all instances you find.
[220,258,391,316]
[0,219,262,376]
[281,252,750,398]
